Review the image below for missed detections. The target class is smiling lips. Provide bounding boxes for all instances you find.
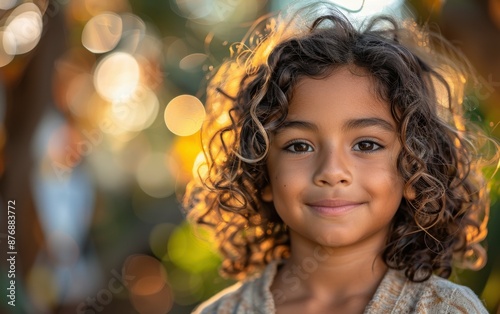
[307,199,363,216]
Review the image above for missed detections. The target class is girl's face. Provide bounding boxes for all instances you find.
[262,66,404,251]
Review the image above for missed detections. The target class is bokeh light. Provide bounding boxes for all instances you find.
[123,254,173,314]
[118,13,147,52]
[136,153,176,198]
[82,12,123,53]
[110,85,159,132]
[164,95,206,136]
[179,53,207,72]
[124,254,168,296]
[0,30,15,67]
[170,0,264,25]
[168,268,204,305]
[167,222,220,274]
[171,0,230,23]
[150,223,176,261]
[87,147,132,191]
[4,3,43,55]
[0,0,17,10]
[231,0,266,22]
[130,283,173,314]
[339,0,403,16]
[94,51,140,101]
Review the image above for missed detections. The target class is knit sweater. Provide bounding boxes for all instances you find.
[193,261,488,313]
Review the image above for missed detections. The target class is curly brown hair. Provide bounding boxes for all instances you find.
[183,3,496,282]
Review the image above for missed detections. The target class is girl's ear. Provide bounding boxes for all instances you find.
[404,185,416,201]
[261,185,273,202]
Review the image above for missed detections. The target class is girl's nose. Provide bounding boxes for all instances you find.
[312,147,352,187]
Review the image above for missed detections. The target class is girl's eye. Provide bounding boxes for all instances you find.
[353,141,382,152]
[284,142,314,153]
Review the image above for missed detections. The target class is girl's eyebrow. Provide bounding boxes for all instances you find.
[275,117,395,134]
[274,120,319,134]
[342,117,395,133]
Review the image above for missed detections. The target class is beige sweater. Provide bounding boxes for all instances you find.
[193,261,488,313]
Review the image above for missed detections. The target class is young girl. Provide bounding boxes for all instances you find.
[184,2,498,313]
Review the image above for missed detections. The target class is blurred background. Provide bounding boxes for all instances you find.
[0,0,498,313]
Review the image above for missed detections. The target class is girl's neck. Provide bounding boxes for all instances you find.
[271,232,388,309]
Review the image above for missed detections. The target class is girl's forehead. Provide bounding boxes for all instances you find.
[288,67,392,121]
[292,66,381,98]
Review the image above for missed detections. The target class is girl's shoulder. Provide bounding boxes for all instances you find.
[192,263,488,314]
[191,261,279,314]
[191,281,246,314]
[367,269,488,313]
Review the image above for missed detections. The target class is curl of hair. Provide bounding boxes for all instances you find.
[183,2,498,281]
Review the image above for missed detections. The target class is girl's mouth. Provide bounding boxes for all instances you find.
[307,199,363,216]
